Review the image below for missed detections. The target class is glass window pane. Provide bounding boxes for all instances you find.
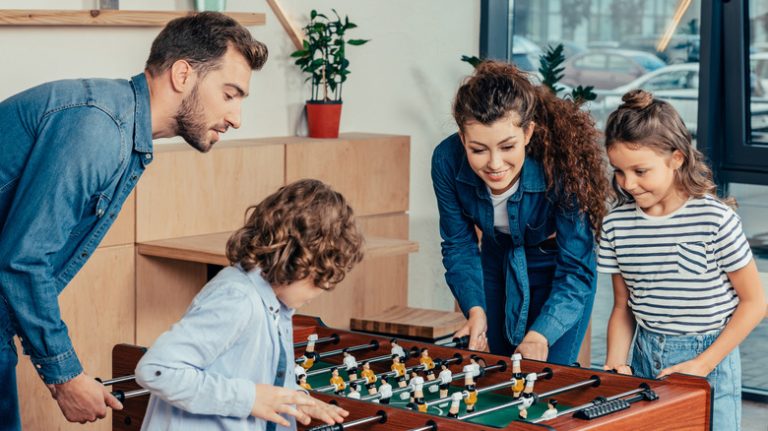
[749,0,768,145]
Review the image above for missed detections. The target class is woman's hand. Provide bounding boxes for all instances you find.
[514,330,549,361]
[251,385,316,426]
[453,306,489,352]
[657,358,712,379]
[603,363,633,375]
[296,397,349,425]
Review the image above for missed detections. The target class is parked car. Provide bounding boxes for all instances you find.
[511,35,543,72]
[594,63,768,138]
[561,49,666,90]
[622,34,700,64]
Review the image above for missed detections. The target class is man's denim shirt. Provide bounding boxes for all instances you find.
[0,73,153,384]
[431,133,597,347]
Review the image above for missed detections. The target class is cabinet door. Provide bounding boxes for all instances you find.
[16,245,135,431]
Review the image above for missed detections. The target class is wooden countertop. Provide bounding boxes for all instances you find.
[138,231,419,266]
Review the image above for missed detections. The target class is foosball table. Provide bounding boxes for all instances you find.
[110,315,712,430]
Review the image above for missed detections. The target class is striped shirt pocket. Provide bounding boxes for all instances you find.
[676,242,709,275]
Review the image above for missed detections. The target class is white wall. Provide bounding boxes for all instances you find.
[0,0,478,311]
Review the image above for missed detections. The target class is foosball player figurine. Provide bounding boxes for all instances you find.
[342,349,359,381]
[391,338,407,361]
[420,348,436,381]
[391,354,408,388]
[300,333,319,370]
[378,376,393,404]
[360,361,378,395]
[402,370,419,402]
[541,399,558,420]
[510,353,525,398]
[438,363,453,398]
[295,364,308,386]
[468,356,482,379]
[447,392,463,418]
[518,373,538,420]
[413,372,427,413]
[347,383,361,399]
[298,373,312,391]
[463,362,478,413]
[330,367,346,395]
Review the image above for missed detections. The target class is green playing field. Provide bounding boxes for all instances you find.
[303,361,569,428]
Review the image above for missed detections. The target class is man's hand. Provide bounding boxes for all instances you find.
[514,330,549,361]
[49,373,123,423]
[251,385,316,426]
[453,306,488,352]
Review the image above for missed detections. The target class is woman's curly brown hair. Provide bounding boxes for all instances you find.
[453,60,610,234]
[226,179,364,289]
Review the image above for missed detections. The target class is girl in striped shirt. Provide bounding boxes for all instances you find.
[598,89,765,431]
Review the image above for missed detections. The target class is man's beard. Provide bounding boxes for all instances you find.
[175,85,213,153]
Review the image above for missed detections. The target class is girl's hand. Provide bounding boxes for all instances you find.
[657,358,713,379]
[514,330,549,361]
[603,363,633,375]
[453,306,488,352]
[251,385,315,426]
[297,397,349,425]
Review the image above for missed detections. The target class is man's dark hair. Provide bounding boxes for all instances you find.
[146,12,268,77]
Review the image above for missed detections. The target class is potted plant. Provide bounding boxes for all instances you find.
[291,9,369,138]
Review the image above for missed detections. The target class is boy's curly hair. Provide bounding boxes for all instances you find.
[453,60,610,234]
[226,179,364,289]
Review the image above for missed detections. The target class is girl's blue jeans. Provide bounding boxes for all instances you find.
[631,325,741,431]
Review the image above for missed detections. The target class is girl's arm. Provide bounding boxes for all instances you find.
[604,273,636,374]
[658,260,766,378]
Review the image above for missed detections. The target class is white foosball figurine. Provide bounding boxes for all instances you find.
[437,364,452,397]
[294,364,307,385]
[377,377,393,404]
[541,399,558,420]
[447,391,463,418]
[517,373,538,419]
[390,338,407,361]
[342,349,359,381]
[347,383,361,399]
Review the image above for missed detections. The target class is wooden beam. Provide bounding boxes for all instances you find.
[265,0,304,51]
[0,9,265,27]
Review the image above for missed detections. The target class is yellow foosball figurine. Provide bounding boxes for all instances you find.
[330,367,346,395]
[391,354,407,388]
[510,353,525,398]
[419,348,436,381]
[360,361,378,395]
[298,374,312,391]
[300,333,319,370]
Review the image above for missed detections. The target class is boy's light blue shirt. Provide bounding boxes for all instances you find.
[136,265,300,431]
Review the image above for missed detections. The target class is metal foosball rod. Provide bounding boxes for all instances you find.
[404,420,439,431]
[458,374,600,421]
[435,336,469,349]
[422,361,521,408]
[307,352,395,378]
[297,340,380,365]
[529,383,654,423]
[111,388,150,402]
[306,410,387,431]
[97,375,137,386]
[295,334,340,349]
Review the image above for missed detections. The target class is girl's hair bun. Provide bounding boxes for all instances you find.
[620,89,654,110]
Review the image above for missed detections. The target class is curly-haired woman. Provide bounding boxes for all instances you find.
[432,60,610,364]
[135,179,364,430]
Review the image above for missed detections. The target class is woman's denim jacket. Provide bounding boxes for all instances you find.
[0,74,153,384]
[431,133,596,347]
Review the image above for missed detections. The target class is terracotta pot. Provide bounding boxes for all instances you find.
[306,101,342,138]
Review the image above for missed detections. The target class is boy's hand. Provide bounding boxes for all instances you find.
[297,397,349,425]
[603,364,633,375]
[251,385,315,426]
[657,358,712,379]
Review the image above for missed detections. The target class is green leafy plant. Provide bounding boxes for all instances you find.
[290,9,369,102]
[538,44,597,105]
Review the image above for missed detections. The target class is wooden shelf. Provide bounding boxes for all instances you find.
[0,9,265,27]
[137,231,419,266]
